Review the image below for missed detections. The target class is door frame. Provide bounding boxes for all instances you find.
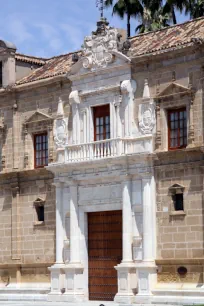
[79,203,122,300]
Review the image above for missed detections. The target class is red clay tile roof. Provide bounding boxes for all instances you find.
[130,16,204,57]
[16,52,77,85]
[16,17,204,86]
[15,53,46,65]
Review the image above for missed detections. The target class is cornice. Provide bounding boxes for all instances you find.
[68,62,131,82]
[79,84,121,98]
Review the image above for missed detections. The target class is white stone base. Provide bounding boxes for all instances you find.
[48,263,65,296]
[114,263,136,304]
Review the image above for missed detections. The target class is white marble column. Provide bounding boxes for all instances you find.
[70,184,80,263]
[122,179,133,263]
[142,178,154,261]
[63,183,84,302]
[115,178,135,304]
[134,176,157,302]
[48,181,65,300]
[55,182,64,264]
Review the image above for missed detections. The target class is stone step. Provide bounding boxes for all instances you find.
[0,302,177,306]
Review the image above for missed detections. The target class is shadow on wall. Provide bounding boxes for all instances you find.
[1,195,12,211]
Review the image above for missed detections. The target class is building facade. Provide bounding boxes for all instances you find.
[0,17,204,305]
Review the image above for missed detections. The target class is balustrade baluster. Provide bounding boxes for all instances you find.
[107,141,110,156]
[97,143,100,158]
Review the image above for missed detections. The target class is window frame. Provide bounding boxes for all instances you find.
[34,132,48,169]
[168,107,187,151]
[173,193,184,211]
[93,104,110,142]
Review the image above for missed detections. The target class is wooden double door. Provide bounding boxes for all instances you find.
[88,210,122,301]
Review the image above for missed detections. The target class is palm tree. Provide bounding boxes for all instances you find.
[136,4,171,33]
[185,0,204,19]
[104,0,140,37]
[163,0,188,24]
[105,0,172,36]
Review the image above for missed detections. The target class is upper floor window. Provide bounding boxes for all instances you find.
[0,62,2,88]
[169,184,185,215]
[93,104,110,141]
[173,193,184,211]
[34,133,48,168]
[168,108,187,150]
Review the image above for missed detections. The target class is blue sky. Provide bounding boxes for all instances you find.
[0,0,189,58]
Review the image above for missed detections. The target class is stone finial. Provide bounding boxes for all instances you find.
[120,79,137,95]
[56,97,64,118]
[69,90,80,105]
[143,79,150,99]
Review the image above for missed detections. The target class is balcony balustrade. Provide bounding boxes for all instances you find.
[64,136,152,163]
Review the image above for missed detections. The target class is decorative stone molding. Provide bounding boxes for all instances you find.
[155,102,161,150]
[24,110,53,127]
[187,92,195,148]
[82,20,119,71]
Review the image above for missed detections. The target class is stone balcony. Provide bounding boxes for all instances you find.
[63,136,153,163]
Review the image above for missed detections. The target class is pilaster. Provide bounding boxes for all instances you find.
[134,177,157,303]
[114,177,135,304]
[48,180,65,300]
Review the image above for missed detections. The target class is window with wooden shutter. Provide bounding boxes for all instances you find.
[34,133,48,168]
[93,104,110,141]
[168,108,187,150]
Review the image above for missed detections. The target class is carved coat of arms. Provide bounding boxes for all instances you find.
[54,118,68,149]
[82,25,118,71]
[138,103,156,135]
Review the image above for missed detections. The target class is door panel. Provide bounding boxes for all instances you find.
[88,210,122,301]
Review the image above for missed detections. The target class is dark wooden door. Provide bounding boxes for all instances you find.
[88,210,122,301]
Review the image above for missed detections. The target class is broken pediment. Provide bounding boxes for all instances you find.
[157,82,191,100]
[24,110,53,125]
[68,19,130,77]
